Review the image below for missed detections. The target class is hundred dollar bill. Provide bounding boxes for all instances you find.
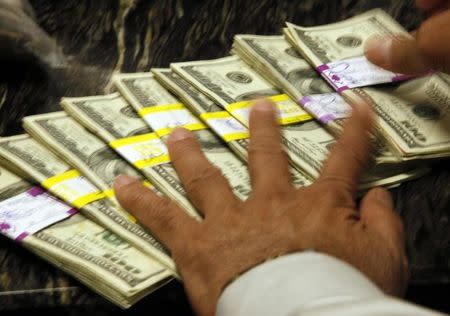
[22,111,197,216]
[0,166,172,308]
[171,55,311,125]
[23,112,142,192]
[170,55,429,187]
[285,9,407,68]
[233,34,333,102]
[286,9,426,95]
[346,74,450,159]
[232,34,349,135]
[112,73,295,192]
[297,81,450,161]
[0,134,175,271]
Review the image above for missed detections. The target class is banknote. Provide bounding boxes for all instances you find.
[23,112,143,191]
[0,165,172,308]
[285,9,407,67]
[346,74,450,159]
[0,134,175,270]
[233,34,333,101]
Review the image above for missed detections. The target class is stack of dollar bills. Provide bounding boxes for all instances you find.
[0,8,448,308]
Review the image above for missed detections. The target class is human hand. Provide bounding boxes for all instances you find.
[114,100,409,316]
[364,0,450,74]
[0,0,66,67]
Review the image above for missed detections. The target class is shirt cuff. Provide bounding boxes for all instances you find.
[216,251,385,316]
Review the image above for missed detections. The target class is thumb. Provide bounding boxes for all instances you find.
[359,187,404,248]
[364,33,431,74]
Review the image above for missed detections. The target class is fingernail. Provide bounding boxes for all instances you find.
[364,35,392,66]
[375,188,394,209]
[168,127,191,143]
[253,99,275,113]
[114,174,137,189]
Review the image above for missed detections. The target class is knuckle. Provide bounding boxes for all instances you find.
[334,142,368,170]
[249,139,285,158]
[184,165,224,193]
[144,198,178,229]
[169,139,198,161]
[117,183,147,207]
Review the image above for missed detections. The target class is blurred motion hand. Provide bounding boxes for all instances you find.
[0,0,66,67]
[114,100,409,316]
[364,0,450,74]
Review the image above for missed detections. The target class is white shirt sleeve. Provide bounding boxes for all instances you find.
[216,252,446,316]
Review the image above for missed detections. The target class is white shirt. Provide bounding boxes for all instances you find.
[216,252,447,316]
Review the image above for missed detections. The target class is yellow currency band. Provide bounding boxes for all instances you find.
[103,188,115,198]
[199,112,249,142]
[42,169,105,208]
[138,103,206,136]
[110,132,159,147]
[138,102,185,115]
[226,94,311,125]
[109,133,171,169]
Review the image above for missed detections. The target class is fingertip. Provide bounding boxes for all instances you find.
[252,98,276,114]
[344,97,374,133]
[364,35,393,69]
[168,127,193,145]
[114,174,138,191]
[352,97,372,116]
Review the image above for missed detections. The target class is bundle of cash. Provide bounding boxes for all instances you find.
[232,34,342,133]
[233,34,333,103]
[112,73,312,190]
[113,72,312,188]
[284,9,450,160]
[22,109,198,218]
[0,134,176,271]
[169,55,428,187]
[0,166,172,308]
[61,92,277,201]
[151,68,251,160]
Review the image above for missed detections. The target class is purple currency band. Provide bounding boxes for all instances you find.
[16,232,29,242]
[27,186,45,197]
[319,114,336,124]
[336,86,349,93]
[392,74,415,82]
[300,97,336,124]
[300,96,314,104]
[67,208,78,215]
[316,64,330,73]
[392,69,435,82]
